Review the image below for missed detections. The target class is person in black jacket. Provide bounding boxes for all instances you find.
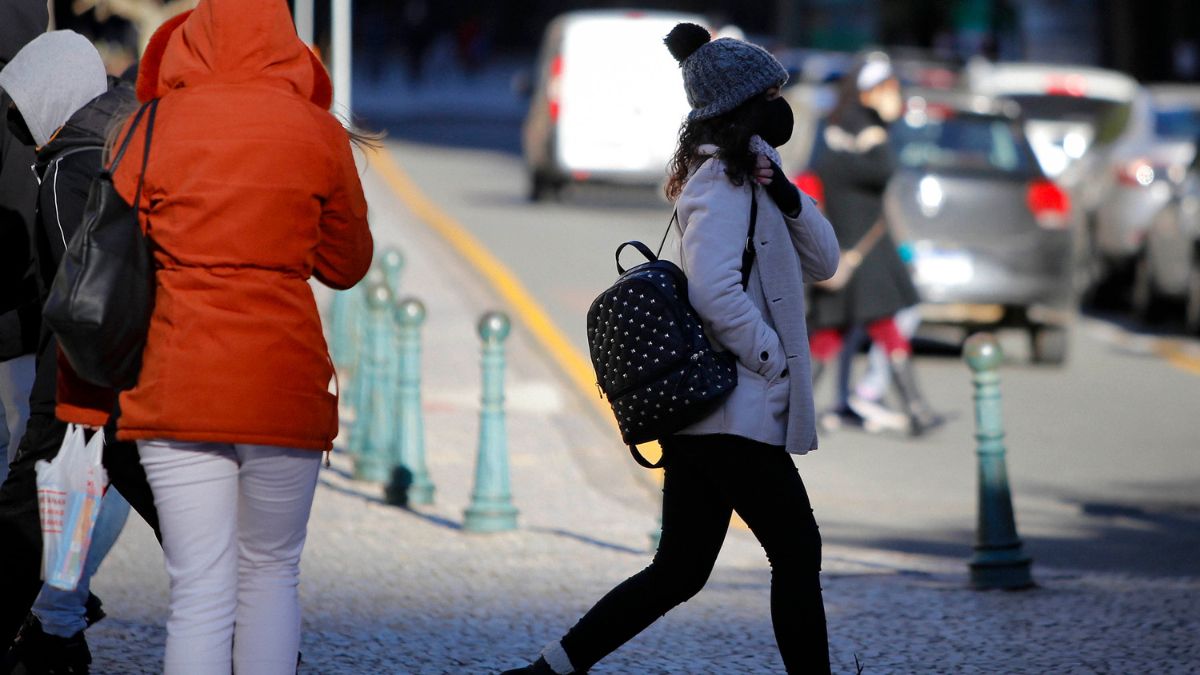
[808,53,942,436]
[0,31,161,673]
[0,0,46,483]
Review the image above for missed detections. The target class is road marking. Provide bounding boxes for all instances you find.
[368,146,665,466]
[1155,342,1200,377]
[1081,318,1200,377]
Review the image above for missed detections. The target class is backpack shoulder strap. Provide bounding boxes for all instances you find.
[740,187,758,289]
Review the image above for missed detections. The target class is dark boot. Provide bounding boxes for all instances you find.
[5,615,91,674]
[888,354,944,436]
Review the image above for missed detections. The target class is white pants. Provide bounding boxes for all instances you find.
[138,440,321,675]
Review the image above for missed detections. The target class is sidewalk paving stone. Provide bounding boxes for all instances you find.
[83,155,1200,674]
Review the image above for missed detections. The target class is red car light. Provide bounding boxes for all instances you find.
[1044,74,1088,97]
[1026,179,1071,229]
[548,55,563,121]
[793,171,825,210]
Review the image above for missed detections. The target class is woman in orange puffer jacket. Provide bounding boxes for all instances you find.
[56,1,373,671]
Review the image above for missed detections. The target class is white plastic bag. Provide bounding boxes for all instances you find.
[35,424,107,591]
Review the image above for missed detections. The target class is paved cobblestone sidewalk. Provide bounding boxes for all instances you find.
[84,156,1200,674]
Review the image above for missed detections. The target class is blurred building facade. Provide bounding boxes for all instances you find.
[49,0,1200,83]
[782,0,1198,81]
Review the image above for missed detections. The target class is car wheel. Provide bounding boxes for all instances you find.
[1131,249,1164,323]
[1030,325,1068,365]
[1185,256,1200,335]
[528,171,549,202]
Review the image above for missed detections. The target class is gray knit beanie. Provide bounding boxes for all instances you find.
[665,24,788,121]
[0,31,107,148]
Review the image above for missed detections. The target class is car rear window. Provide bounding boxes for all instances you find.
[892,113,1039,177]
[1006,95,1131,144]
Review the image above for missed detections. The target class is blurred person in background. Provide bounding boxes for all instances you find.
[0,0,47,485]
[503,23,839,675]
[0,31,163,674]
[808,53,943,437]
[53,1,373,672]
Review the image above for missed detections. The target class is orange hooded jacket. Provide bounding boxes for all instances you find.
[56,0,373,451]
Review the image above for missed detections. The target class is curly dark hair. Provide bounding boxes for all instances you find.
[665,97,759,201]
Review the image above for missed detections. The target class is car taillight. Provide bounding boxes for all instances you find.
[1115,160,1158,187]
[1044,74,1088,97]
[793,171,825,210]
[548,55,563,122]
[1027,179,1071,229]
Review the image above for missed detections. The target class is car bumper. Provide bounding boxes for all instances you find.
[912,245,1073,312]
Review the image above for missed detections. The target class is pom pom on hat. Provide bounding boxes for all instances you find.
[664,23,710,64]
[667,25,789,121]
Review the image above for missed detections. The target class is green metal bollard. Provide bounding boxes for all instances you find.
[380,247,405,296]
[347,266,388,424]
[386,297,435,506]
[331,262,387,373]
[964,333,1034,590]
[350,281,400,483]
[328,289,357,371]
[463,311,519,533]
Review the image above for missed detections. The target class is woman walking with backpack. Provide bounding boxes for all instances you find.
[54,1,373,672]
[503,24,839,675]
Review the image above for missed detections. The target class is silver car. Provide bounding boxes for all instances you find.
[1099,85,1200,312]
[1119,86,1200,321]
[964,61,1140,296]
[1137,139,1200,329]
[882,91,1078,363]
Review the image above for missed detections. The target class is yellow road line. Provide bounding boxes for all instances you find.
[368,146,664,467]
[1154,342,1200,377]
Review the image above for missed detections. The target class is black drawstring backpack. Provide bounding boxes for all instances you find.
[586,189,758,468]
[43,99,159,390]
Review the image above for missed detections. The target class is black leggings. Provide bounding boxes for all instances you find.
[559,434,830,674]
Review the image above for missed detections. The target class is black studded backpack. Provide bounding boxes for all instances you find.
[586,191,758,468]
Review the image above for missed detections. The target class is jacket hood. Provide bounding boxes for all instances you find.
[136,0,332,109]
[0,31,108,148]
[38,78,139,166]
[0,0,48,66]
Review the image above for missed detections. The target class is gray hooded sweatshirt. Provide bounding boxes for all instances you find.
[0,31,108,148]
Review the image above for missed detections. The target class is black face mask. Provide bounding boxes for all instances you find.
[750,95,794,148]
[6,106,35,147]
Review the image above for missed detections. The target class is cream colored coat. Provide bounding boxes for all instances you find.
[676,154,840,454]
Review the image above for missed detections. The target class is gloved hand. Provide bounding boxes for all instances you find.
[755,156,801,217]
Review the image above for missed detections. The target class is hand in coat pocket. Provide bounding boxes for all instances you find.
[754,332,789,382]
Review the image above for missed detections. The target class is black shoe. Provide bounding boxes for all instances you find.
[499,656,555,675]
[6,615,92,674]
[819,405,866,432]
[83,594,105,629]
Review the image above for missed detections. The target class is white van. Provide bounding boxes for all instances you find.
[522,10,707,200]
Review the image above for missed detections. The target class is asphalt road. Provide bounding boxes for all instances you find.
[379,135,1200,579]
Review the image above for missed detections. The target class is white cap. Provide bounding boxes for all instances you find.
[856,57,894,92]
